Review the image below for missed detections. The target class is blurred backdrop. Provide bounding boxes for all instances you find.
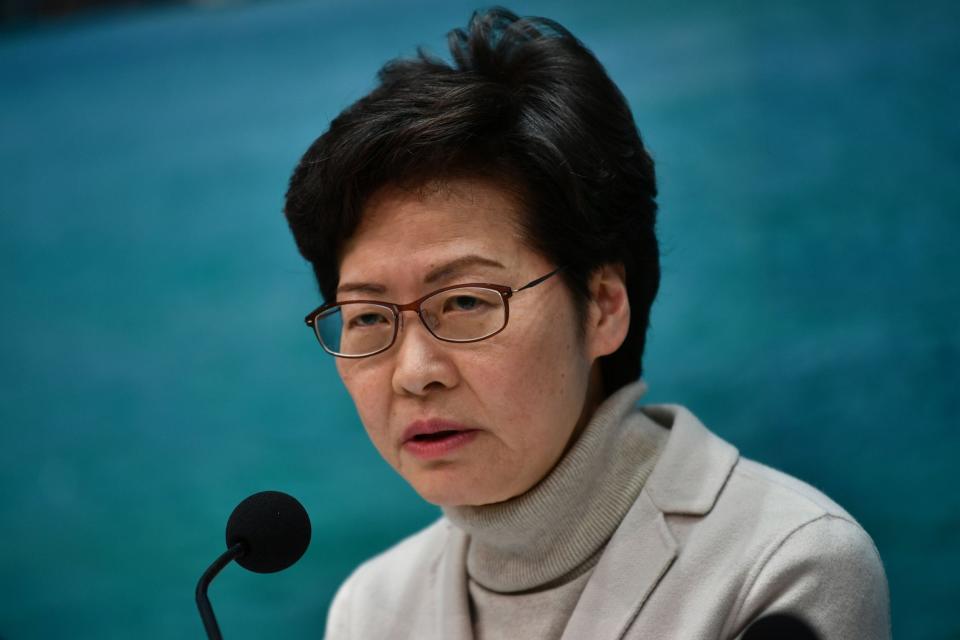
[1,0,958,638]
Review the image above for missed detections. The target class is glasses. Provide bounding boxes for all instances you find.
[304,267,563,358]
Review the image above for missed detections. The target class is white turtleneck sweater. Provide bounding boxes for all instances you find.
[443,380,669,640]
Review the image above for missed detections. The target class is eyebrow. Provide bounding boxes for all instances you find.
[424,255,506,284]
[336,255,506,296]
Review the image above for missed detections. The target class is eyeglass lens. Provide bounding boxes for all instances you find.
[315,286,507,356]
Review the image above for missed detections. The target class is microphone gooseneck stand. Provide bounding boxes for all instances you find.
[195,542,245,640]
[195,490,312,638]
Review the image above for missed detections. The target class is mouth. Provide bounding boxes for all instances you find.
[401,420,479,460]
[409,430,464,442]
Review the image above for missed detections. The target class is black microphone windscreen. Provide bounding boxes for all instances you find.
[742,613,820,640]
[225,491,311,574]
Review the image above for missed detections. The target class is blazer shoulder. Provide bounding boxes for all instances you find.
[730,457,855,523]
[730,512,891,638]
[715,458,889,635]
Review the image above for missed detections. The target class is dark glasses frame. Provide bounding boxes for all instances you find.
[303,266,562,358]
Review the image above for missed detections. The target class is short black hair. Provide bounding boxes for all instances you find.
[284,7,659,394]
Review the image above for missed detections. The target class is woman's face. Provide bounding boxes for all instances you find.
[335,177,605,506]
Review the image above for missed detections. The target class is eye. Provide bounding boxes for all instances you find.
[444,295,486,313]
[346,311,390,328]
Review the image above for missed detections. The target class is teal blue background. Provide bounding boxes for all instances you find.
[1,1,958,638]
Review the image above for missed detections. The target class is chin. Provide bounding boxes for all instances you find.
[408,473,486,507]
[412,477,515,508]
[415,484,483,508]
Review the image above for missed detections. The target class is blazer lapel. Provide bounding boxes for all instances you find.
[560,491,678,640]
[643,404,739,516]
[561,402,739,640]
[437,524,473,639]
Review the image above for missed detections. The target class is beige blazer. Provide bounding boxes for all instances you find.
[324,404,891,639]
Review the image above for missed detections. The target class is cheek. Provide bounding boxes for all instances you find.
[473,311,586,425]
[337,363,390,437]
[515,307,585,384]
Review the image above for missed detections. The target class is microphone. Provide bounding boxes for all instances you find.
[195,491,312,639]
[742,613,820,640]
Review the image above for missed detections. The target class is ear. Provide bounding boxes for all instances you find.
[584,263,631,360]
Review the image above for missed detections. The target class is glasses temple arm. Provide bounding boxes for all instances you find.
[515,266,564,293]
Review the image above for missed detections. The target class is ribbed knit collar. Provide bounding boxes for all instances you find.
[442,379,669,593]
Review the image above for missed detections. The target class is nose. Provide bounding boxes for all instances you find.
[390,310,459,397]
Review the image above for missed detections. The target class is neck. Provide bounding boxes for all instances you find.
[561,364,605,459]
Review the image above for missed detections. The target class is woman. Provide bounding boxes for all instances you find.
[284,8,890,639]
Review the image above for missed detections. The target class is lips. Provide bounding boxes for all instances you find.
[401,419,479,460]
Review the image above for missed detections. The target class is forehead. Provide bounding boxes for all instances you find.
[339,177,530,271]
